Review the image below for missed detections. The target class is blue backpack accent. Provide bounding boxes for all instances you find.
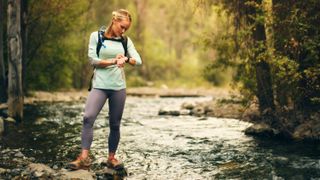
[96,26,128,57]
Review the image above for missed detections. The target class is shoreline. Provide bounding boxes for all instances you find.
[1,87,236,108]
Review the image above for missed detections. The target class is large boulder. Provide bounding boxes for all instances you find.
[22,163,56,179]
[241,103,260,122]
[293,119,320,141]
[21,163,96,180]
[244,123,279,137]
[58,169,96,180]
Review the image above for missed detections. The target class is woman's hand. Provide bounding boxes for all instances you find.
[116,54,124,59]
[115,54,126,67]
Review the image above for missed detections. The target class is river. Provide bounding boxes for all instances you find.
[1,96,320,179]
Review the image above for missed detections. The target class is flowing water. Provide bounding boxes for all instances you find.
[1,96,320,179]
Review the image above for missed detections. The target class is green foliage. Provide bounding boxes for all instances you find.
[271,0,320,109]
[198,5,237,87]
[22,0,216,90]
[26,0,91,91]
[126,76,148,87]
[11,0,319,108]
[200,0,320,111]
[203,65,232,86]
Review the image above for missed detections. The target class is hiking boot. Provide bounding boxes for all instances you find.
[67,156,91,170]
[106,157,124,169]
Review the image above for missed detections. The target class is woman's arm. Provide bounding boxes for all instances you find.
[88,32,117,68]
[126,37,142,66]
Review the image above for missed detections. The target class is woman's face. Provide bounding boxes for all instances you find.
[112,19,131,37]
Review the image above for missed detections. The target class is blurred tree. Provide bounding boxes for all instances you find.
[7,0,23,120]
[272,0,320,110]
[0,0,7,102]
[21,0,27,93]
[246,0,275,112]
[25,0,92,90]
[71,0,94,89]
[201,0,320,115]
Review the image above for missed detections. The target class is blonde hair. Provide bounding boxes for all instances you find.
[106,9,132,36]
[112,9,132,22]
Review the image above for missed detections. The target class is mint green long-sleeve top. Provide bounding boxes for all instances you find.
[88,31,142,90]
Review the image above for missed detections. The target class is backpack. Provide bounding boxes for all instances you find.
[96,26,128,58]
[88,26,129,91]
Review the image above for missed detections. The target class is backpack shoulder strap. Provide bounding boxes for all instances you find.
[97,32,128,58]
[121,36,128,57]
[96,31,102,57]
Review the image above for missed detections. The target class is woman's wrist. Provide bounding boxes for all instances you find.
[111,58,117,65]
[125,57,130,63]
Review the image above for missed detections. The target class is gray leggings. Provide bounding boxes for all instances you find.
[81,88,126,153]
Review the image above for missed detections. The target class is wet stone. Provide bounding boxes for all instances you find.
[5,117,16,123]
[1,97,320,179]
[191,106,205,117]
[273,157,289,167]
[34,171,44,177]
[158,109,180,116]
[290,175,304,180]
[0,117,4,136]
[34,117,47,125]
[14,152,24,158]
[180,109,191,115]
[198,117,207,121]
[11,168,21,176]
[244,123,276,137]
[58,169,96,180]
[181,102,195,110]
[28,157,35,161]
[0,168,7,174]
[23,163,55,178]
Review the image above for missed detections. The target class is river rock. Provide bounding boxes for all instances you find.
[290,111,320,141]
[58,169,96,180]
[191,105,205,117]
[0,168,7,175]
[181,102,195,110]
[94,157,109,165]
[52,165,59,170]
[273,156,289,167]
[293,123,313,140]
[241,103,260,122]
[5,117,16,123]
[180,109,191,115]
[14,152,24,158]
[158,109,180,116]
[34,117,47,125]
[0,117,4,136]
[23,163,55,178]
[244,123,277,137]
[11,168,21,176]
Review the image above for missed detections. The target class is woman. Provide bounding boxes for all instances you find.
[68,9,142,170]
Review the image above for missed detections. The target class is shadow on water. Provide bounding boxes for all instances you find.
[1,102,83,168]
[1,97,320,179]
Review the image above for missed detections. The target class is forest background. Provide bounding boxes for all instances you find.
[0,0,319,136]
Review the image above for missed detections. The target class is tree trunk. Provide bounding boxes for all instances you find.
[7,0,23,120]
[21,0,27,93]
[247,0,275,113]
[271,0,291,107]
[134,0,150,80]
[0,0,7,103]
